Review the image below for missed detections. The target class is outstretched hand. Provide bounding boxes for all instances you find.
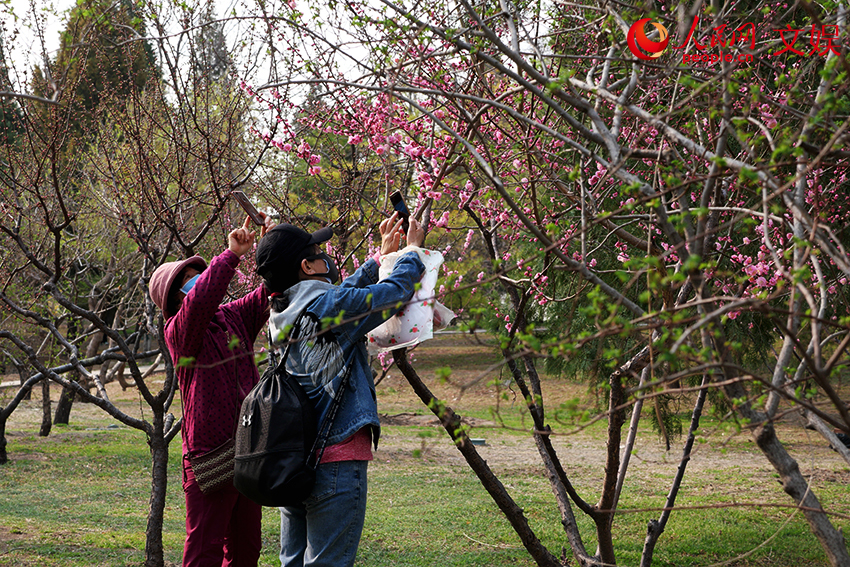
[406,217,424,248]
[379,212,405,255]
[228,216,257,257]
[258,211,275,239]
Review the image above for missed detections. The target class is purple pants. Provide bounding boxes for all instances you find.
[182,458,262,567]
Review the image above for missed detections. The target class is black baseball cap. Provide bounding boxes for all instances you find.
[256,224,333,292]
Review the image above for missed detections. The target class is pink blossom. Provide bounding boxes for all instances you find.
[462,229,474,253]
[404,144,422,157]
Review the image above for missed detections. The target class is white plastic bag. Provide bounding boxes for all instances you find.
[366,246,455,354]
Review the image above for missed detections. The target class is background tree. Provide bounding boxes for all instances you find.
[190,2,232,84]
[0,34,23,146]
[0,1,263,565]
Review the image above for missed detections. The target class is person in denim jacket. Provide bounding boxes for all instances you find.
[255,212,424,567]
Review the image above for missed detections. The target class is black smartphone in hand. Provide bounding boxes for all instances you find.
[389,191,410,234]
[232,191,264,226]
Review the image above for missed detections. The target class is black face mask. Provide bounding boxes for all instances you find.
[304,252,339,284]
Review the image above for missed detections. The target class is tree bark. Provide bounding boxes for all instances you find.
[145,413,169,567]
[54,385,76,425]
[39,378,52,437]
[0,414,7,465]
[594,368,626,566]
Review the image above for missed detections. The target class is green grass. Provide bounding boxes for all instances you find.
[3,414,848,566]
[2,335,849,566]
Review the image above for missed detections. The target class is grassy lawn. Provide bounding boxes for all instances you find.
[2,333,849,566]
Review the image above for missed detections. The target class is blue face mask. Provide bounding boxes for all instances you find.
[180,274,201,294]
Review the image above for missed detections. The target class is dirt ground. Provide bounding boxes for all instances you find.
[373,336,850,480]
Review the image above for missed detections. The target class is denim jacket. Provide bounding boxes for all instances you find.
[268,251,425,448]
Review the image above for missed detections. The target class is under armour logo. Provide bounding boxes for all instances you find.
[242,414,252,427]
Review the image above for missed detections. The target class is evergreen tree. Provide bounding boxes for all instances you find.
[191,2,231,83]
[0,30,23,147]
[53,0,159,115]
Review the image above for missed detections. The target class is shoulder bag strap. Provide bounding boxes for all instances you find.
[308,364,352,466]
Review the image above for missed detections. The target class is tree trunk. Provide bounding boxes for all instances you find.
[753,422,850,566]
[54,385,76,425]
[39,379,52,437]
[54,323,103,425]
[0,414,8,465]
[145,413,169,567]
[593,368,626,566]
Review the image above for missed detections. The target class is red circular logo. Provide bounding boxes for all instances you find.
[627,18,669,60]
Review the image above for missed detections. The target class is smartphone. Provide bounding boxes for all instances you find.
[231,190,264,226]
[389,191,410,234]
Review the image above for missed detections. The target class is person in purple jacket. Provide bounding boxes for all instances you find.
[149,215,273,567]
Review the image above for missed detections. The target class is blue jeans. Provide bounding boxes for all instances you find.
[279,460,369,567]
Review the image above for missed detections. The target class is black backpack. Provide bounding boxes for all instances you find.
[234,325,349,507]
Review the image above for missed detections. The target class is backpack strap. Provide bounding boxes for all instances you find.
[266,310,302,372]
